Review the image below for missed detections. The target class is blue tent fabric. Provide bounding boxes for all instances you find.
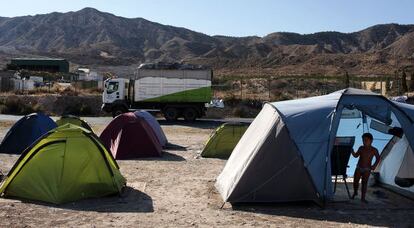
[134,111,168,147]
[393,101,414,122]
[0,113,57,154]
[216,88,414,204]
[273,89,414,200]
[272,92,341,199]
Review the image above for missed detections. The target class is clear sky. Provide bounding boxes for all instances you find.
[1,0,413,37]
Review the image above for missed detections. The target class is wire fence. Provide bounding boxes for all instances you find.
[212,74,413,102]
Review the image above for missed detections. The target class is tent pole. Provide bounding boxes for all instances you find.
[324,105,343,206]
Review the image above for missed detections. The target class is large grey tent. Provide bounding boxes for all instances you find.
[216,88,414,204]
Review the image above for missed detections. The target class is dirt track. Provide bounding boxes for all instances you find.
[0,117,413,227]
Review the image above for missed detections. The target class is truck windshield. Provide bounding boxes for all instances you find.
[106,82,119,94]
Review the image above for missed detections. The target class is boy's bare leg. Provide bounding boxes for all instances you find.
[361,172,370,203]
[352,170,361,199]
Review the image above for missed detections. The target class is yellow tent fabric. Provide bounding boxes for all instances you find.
[0,124,125,204]
[201,122,249,159]
[56,115,93,132]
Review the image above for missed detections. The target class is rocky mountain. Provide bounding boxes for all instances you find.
[0,7,413,75]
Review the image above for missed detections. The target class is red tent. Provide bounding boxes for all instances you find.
[100,113,162,159]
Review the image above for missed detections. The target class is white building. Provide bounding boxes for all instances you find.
[76,68,104,88]
[12,78,35,91]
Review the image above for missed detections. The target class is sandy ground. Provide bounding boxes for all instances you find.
[0,117,413,227]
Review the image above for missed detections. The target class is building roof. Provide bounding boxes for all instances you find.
[11,58,67,61]
[10,58,70,73]
[138,62,210,70]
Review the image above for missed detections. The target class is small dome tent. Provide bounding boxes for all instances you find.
[100,113,162,159]
[0,113,57,154]
[134,111,168,147]
[216,88,414,204]
[0,124,125,204]
[201,122,249,159]
[56,115,93,132]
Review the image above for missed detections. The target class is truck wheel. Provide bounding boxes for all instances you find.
[112,107,127,118]
[163,107,179,121]
[183,108,197,122]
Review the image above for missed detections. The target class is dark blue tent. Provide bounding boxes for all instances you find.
[0,113,57,154]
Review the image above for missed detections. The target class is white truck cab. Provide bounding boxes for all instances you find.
[103,78,129,104]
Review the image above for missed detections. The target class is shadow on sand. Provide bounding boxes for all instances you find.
[228,183,414,227]
[231,202,413,227]
[158,119,224,129]
[17,186,154,213]
[165,143,187,151]
[141,151,186,162]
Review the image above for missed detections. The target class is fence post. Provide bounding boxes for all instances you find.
[268,78,271,100]
[214,77,218,98]
[396,71,401,95]
[380,80,383,95]
[296,78,299,98]
[240,78,243,100]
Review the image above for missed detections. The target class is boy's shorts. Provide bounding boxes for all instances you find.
[357,166,371,174]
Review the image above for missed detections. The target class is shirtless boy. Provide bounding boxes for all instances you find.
[351,133,380,203]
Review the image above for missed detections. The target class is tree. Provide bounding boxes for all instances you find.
[385,77,391,95]
[5,64,18,71]
[344,71,350,88]
[410,72,414,92]
[402,69,408,93]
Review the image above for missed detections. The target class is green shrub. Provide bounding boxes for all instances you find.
[60,87,79,96]
[0,97,42,115]
[273,92,294,101]
[231,104,261,118]
[63,103,93,116]
[232,105,251,118]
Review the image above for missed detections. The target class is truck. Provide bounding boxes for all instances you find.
[102,63,214,121]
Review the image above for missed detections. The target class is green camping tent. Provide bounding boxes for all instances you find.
[0,124,125,204]
[201,122,249,159]
[56,115,93,132]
